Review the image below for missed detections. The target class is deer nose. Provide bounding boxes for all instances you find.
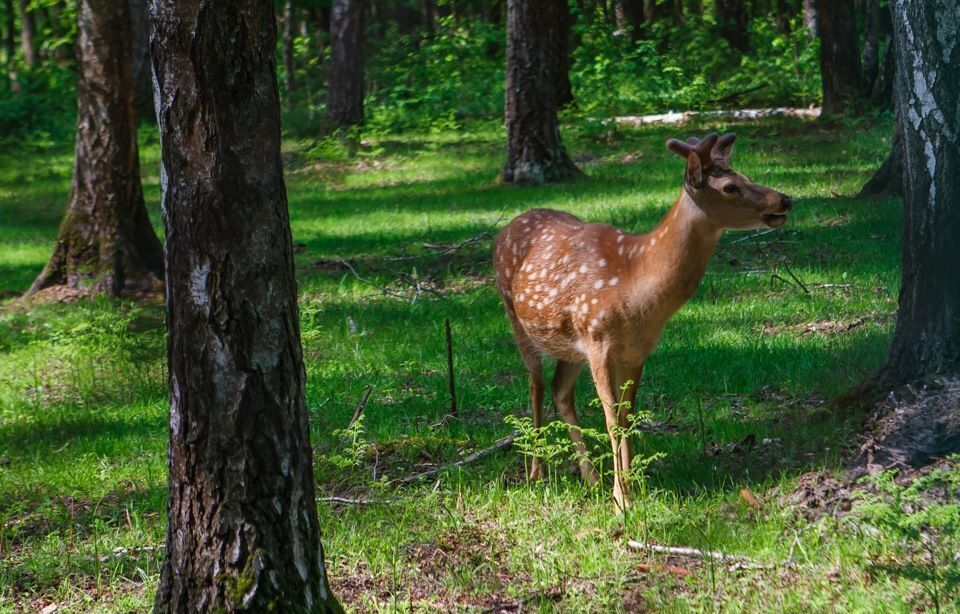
[779,194,793,212]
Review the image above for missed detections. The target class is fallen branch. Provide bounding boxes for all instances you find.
[319,496,397,505]
[394,432,518,486]
[626,540,800,570]
[348,385,373,429]
[614,106,820,127]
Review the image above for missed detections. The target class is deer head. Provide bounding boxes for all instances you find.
[666,132,792,230]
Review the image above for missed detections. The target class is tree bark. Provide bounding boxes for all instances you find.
[816,0,864,115]
[714,0,749,52]
[873,0,960,386]
[150,1,342,612]
[16,0,34,68]
[4,0,16,87]
[325,0,364,129]
[803,0,815,34]
[28,0,162,297]
[502,0,581,184]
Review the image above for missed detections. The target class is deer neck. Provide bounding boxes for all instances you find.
[630,189,723,313]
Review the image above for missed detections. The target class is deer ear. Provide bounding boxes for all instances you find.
[713,133,736,164]
[666,138,692,159]
[685,151,704,190]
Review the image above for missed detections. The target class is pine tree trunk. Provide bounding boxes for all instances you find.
[875,0,960,386]
[150,1,342,612]
[816,0,864,115]
[502,0,580,184]
[325,0,364,129]
[29,0,162,297]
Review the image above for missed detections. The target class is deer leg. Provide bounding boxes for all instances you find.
[588,358,632,510]
[551,360,598,485]
[517,339,546,481]
[612,365,644,495]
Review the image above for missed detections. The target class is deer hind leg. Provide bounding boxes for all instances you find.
[589,358,643,511]
[506,313,546,481]
[552,360,599,485]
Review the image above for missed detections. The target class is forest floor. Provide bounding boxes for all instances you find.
[3,116,957,612]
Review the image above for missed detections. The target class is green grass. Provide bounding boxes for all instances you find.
[3,115,943,612]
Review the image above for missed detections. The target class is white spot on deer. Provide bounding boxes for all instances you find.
[618,246,624,255]
[580,303,589,313]
[579,264,588,273]
[617,234,625,243]
[580,293,586,302]
[591,298,598,305]
[517,293,525,302]
[597,258,606,268]
[609,277,619,286]
[594,279,605,289]
[505,267,512,276]
[549,288,558,297]
[651,238,657,246]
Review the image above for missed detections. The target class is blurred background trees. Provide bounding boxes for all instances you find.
[0,0,897,142]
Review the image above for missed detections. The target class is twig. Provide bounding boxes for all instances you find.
[335,256,408,299]
[781,262,810,294]
[99,545,164,562]
[626,540,750,563]
[348,385,373,429]
[444,318,458,417]
[723,227,780,248]
[319,496,397,505]
[394,432,518,485]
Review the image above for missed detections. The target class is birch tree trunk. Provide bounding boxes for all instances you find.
[876,0,960,385]
[150,1,342,611]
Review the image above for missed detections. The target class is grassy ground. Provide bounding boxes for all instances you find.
[2,115,941,612]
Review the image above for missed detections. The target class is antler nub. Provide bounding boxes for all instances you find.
[666,132,735,166]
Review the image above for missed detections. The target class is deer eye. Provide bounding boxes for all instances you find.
[722,183,739,194]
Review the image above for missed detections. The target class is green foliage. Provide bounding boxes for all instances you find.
[857,459,960,612]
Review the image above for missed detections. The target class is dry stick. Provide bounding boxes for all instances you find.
[444,317,457,417]
[319,496,398,505]
[394,432,518,486]
[348,384,373,429]
[626,541,799,570]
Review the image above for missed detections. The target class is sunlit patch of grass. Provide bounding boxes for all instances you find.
[1,116,926,611]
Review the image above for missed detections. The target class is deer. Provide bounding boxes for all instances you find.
[493,133,792,510]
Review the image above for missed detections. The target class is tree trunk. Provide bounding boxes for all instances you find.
[4,0,16,87]
[16,0,34,68]
[150,1,342,612]
[502,0,581,184]
[283,0,297,97]
[29,0,162,297]
[803,0,815,34]
[861,0,881,90]
[874,0,960,386]
[128,0,153,122]
[816,0,864,116]
[714,0,749,52]
[325,0,364,129]
[858,117,903,198]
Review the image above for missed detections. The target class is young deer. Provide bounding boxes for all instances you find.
[493,133,792,510]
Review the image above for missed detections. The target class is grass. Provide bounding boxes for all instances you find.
[2,114,944,612]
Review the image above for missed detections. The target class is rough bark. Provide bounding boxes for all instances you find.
[803,0,815,34]
[4,0,15,85]
[714,0,749,52]
[325,0,364,129]
[861,0,881,90]
[151,1,342,612]
[816,0,865,115]
[16,0,33,68]
[502,0,581,184]
[873,0,960,386]
[283,0,296,96]
[28,0,162,297]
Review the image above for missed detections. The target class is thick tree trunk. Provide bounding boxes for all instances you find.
[861,0,881,90]
[128,0,153,122]
[4,0,15,87]
[502,0,580,184]
[29,0,162,297]
[714,0,749,52]
[874,0,960,386]
[283,0,297,97]
[803,0,815,34]
[816,0,864,115]
[16,0,34,68]
[150,1,342,612]
[325,0,364,129]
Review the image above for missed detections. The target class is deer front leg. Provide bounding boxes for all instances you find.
[589,359,637,511]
